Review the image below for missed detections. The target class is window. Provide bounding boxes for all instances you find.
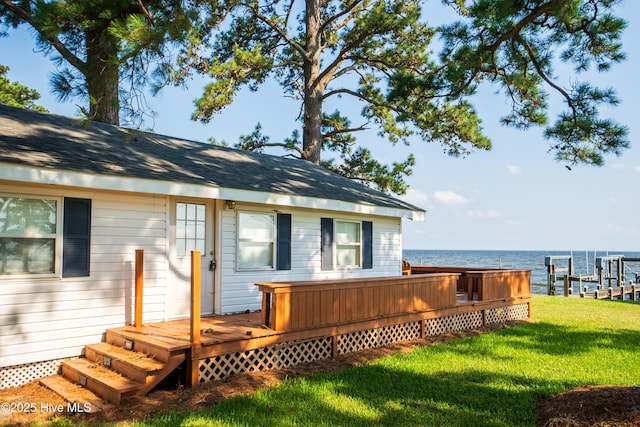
[321,218,373,270]
[237,212,275,269]
[176,202,206,256]
[0,196,92,277]
[335,220,361,267]
[0,197,58,275]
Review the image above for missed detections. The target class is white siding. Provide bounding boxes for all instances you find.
[219,204,402,313]
[0,184,168,367]
[0,183,406,367]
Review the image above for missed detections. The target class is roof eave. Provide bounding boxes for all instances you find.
[0,163,426,221]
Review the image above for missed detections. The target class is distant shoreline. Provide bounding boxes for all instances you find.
[402,249,640,296]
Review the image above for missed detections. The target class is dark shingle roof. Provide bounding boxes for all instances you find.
[0,104,423,215]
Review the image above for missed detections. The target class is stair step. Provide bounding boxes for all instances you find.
[39,376,112,413]
[85,342,165,384]
[105,330,177,363]
[62,358,141,405]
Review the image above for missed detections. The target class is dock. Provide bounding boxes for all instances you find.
[544,254,640,300]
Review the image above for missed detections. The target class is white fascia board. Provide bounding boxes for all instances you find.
[0,163,426,221]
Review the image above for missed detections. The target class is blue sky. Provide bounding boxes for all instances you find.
[1,2,638,251]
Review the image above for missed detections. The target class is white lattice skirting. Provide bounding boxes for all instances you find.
[336,321,422,355]
[199,337,333,383]
[0,358,67,390]
[198,302,530,384]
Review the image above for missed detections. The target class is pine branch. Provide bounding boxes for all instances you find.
[0,0,87,73]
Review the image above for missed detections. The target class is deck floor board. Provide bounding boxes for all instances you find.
[107,312,275,350]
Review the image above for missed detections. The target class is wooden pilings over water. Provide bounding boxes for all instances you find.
[544,254,640,300]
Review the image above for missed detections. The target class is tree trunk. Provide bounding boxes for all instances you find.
[85,27,120,125]
[302,0,323,165]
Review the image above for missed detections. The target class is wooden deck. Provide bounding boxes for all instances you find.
[32,253,533,407]
[105,265,531,387]
[107,292,531,360]
[108,266,531,354]
[54,260,532,406]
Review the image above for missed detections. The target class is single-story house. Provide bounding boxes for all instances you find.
[0,104,424,387]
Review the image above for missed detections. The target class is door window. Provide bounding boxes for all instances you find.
[176,202,206,256]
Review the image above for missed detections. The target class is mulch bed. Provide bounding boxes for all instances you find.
[535,385,640,427]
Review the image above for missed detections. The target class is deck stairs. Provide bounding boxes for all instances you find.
[40,327,188,408]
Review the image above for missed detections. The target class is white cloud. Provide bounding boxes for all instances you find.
[464,209,504,218]
[506,164,521,175]
[433,190,468,206]
[634,166,640,174]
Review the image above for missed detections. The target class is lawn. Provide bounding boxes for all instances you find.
[55,296,640,427]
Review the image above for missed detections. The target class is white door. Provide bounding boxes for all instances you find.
[167,199,215,318]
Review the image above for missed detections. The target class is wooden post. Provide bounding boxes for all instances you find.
[190,250,201,345]
[616,258,623,285]
[261,292,272,329]
[188,250,201,389]
[330,335,338,358]
[135,249,144,328]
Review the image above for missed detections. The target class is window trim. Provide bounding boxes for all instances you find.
[0,194,63,279]
[334,219,362,269]
[236,210,276,271]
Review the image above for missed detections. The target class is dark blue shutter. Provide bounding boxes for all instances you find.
[321,218,333,270]
[62,198,91,277]
[362,221,373,269]
[276,213,292,270]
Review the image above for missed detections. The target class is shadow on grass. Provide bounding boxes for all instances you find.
[136,364,569,427]
[489,321,640,356]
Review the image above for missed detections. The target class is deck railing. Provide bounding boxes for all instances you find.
[256,273,459,332]
[256,268,531,332]
[131,251,531,336]
[465,270,531,301]
[408,266,530,300]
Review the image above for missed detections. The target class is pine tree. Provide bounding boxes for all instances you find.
[0,0,205,126]
[0,64,47,111]
[181,0,628,194]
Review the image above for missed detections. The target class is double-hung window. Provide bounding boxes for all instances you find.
[335,220,361,267]
[321,218,373,270]
[0,196,58,275]
[237,211,275,270]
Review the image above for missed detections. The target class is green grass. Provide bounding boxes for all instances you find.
[56,296,640,426]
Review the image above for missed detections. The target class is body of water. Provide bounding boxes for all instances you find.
[402,249,640,295]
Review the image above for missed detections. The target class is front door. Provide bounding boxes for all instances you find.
[167,199,215,318]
